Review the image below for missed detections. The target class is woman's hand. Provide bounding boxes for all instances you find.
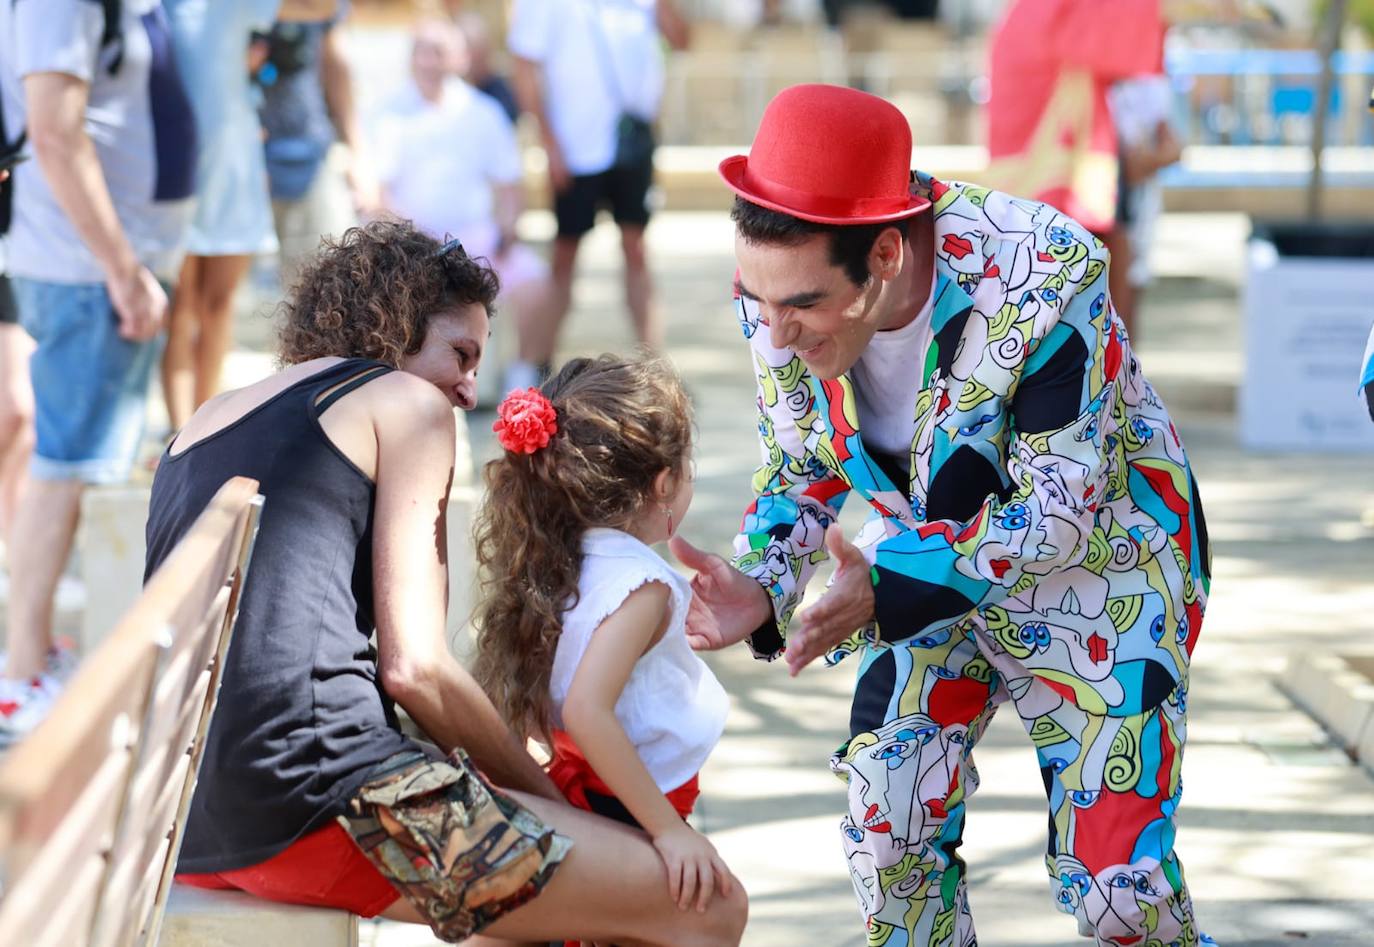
[668,535,772,650]
[652,822,735,913]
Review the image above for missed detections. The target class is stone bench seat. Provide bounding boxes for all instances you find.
[161,886,358,947]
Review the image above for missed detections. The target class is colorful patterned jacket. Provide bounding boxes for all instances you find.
[1361,321,1374,421]
[730,174,1210,717]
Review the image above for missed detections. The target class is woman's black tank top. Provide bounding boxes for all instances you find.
[145,358,416,873]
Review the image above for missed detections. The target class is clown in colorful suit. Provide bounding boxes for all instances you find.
[671,85,1212,946]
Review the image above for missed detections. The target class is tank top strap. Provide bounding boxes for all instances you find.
[300,358,395,417]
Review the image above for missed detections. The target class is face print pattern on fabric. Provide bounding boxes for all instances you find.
[833,715,981,944]
[832,633,1202,946]
[729,174,1209,720]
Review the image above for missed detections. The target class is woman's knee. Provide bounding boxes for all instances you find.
[649,881,747,947]
[511,791,747,945]
[711,878,749,945]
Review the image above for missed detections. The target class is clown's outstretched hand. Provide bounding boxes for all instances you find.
[669,535,772,652]
[785,526,872,677]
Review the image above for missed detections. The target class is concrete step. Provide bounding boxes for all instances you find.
[1281,651,1374,773]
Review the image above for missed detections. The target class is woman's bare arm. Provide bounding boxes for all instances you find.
[369,374,560,800]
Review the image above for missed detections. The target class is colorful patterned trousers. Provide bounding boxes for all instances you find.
[832,630,1204,947]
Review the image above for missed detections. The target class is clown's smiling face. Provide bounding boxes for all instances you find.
[734,228,904,380]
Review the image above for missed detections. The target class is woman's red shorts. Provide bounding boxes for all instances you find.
[176,821,399,917]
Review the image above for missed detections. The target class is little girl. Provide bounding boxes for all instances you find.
[473,354,736,916]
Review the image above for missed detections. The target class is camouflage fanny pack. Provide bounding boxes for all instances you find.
[338,749,572,942]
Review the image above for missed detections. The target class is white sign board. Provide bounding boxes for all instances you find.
[1240,240,1374,452]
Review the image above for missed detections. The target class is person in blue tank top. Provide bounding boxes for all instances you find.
[146,219,746,946]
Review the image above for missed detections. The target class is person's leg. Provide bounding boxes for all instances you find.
[190,254,252,408]
[273,194,322,294]
[5,279,160,681]
[1005,665,1202,945]
[608,158,660,350]
[5,477,83,678]
[495,248,558,396]
[502,261,557,366]
[162,253,202,432]
[274,147,358,293]
[525,174,599,373]
[831,634,1002,944]
[538,235,579,365]
[619,224,660,351]
[1124,179,1164,345]
[380,791,747,947]
[0,321,36,541]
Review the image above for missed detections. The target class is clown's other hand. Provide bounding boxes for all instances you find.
[785,526,873,676]
[668,534,771,651]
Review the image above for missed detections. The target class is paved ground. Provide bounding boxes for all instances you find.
[350,209,1374,946]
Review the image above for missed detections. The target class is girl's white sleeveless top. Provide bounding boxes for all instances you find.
[549,528,730,792]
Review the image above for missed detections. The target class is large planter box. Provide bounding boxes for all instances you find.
[1240,222,1374,452]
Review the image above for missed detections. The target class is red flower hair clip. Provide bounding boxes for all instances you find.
[494,387,558,454]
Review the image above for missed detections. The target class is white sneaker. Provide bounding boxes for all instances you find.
[501,360,543,398]
[0,637,80,682]
[0,673,63,748]
[45,637,80,684]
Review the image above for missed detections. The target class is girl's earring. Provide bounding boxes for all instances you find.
[660,503,674,536]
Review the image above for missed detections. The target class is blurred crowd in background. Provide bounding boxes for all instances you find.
[0,0,1369,741]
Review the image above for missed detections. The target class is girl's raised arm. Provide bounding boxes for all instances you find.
[561,582,735,912]
[370,372,559,800]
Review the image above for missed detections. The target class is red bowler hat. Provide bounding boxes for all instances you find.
[719,84,931,225]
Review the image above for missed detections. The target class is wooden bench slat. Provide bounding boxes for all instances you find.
[93,833,171,947]
[0,783,115,944]
[0,478,264,947]
[25,854,104,947]
[122,668,207,832]
[0,654,156,872]
[0,740,134,914]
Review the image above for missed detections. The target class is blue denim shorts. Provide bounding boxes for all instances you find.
[11,277,162,484]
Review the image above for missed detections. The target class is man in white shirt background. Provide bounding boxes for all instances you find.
[509,0,688,382]
[374,18,555,400]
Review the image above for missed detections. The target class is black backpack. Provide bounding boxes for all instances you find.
[1,0,123,235]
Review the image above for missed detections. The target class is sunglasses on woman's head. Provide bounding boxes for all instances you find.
[433,237,467,260]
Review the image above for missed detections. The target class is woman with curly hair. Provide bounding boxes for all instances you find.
[144,220,746,945]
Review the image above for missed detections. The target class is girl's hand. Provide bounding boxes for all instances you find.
[652,823,735,912]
